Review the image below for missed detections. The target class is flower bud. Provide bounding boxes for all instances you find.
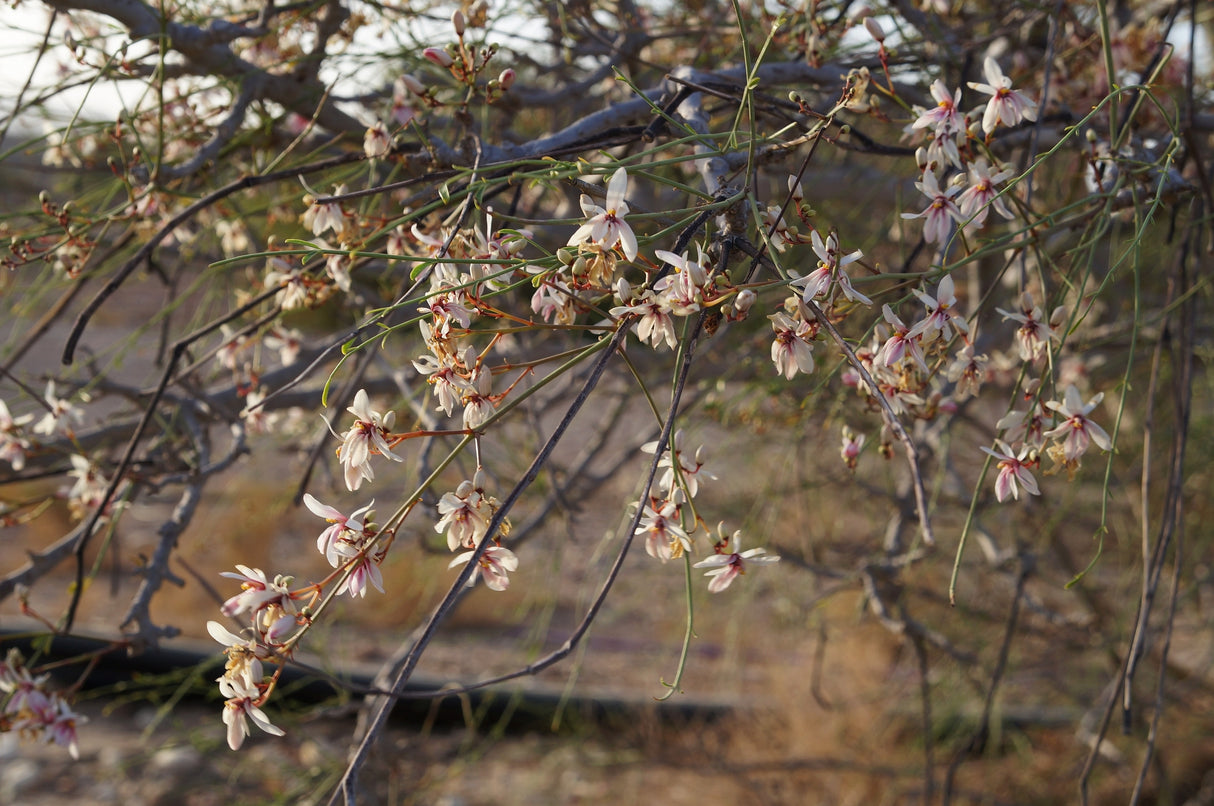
[1049,306,1067,328]
[864,16,886,43]
[498,68,516,90]
[423,47,454,68]
[399,73,426,96]
[733,288,756,316]
[615,277,633,304]
[451,9,466,36]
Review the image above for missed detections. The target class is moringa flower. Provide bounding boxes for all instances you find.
[449,545,518,591]
[568,167,638,262]
[693,533,780,593]
[980,439,1040,502]
[333,389,403,491]
[968,56,1038,134]
[902,171,962,245]
[1043,385,1112,462]
[217,673,284,751]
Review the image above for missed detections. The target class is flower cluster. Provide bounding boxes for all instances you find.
[982,383,1112,502]
[207,565,306,750]
[1,649,86,759]
[637,432,778,592]
[436,470,517,591]
[904,57,1037,244]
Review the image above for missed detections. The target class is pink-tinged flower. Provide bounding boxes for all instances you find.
[636,500,690,561]
[435,479,492,550]
[1043,386,1112,462]
[422,46,454,68]
[363,121,391,158]
[0,661,52,716]
[610,290,678,351]
[654,247,710,314]
[333,389,403,491]
[413,353,471,416]
[907,274,969,344]
[217,674,284,751]
[840,426,866,470]
[997,293,1057,362]
[302,185,346,236]
[568,167,638,262]
[303,495,374,566]
[968,56,1039,134]
[335,553,384,598]
[44,695,84,760]
[449,545,518,591]
[420,287,475,334]
[219,565,294,623]
[241,388,279,435]
[979,440,1040,502]
[693,534,779,593]
[901,171,961,245]
[769,312,815,379]
[531,274,578,325]
[911,79,963,136]
[876,305,929,372]
[790,230,871,305]
[957,158,1015,226]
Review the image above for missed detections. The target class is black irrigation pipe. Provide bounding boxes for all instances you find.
[0,630,734,733]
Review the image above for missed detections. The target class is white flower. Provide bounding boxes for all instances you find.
[610,290,678,351]
[693,534,779,593]
[907,274,968,344]
[333,389,403,491]
[435,479,492,550]
[264,254,309,310]
[302,185,346,236]
[0,398,32,471]
[967,56,1039,134]
[911,79,963,136]
[957,158,1015,226]
[207,621,267,690]
[217,673,284,751]
[790,230,871,306]
[33,381,83,437]
[1043,385,1112,462]
[303,494,374,566]
[219,565,293,620]
[449,545,518,591]
[567,167,638,262]
[461,368,495,430]
[364,121,391,158]
[636,501,690,561]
